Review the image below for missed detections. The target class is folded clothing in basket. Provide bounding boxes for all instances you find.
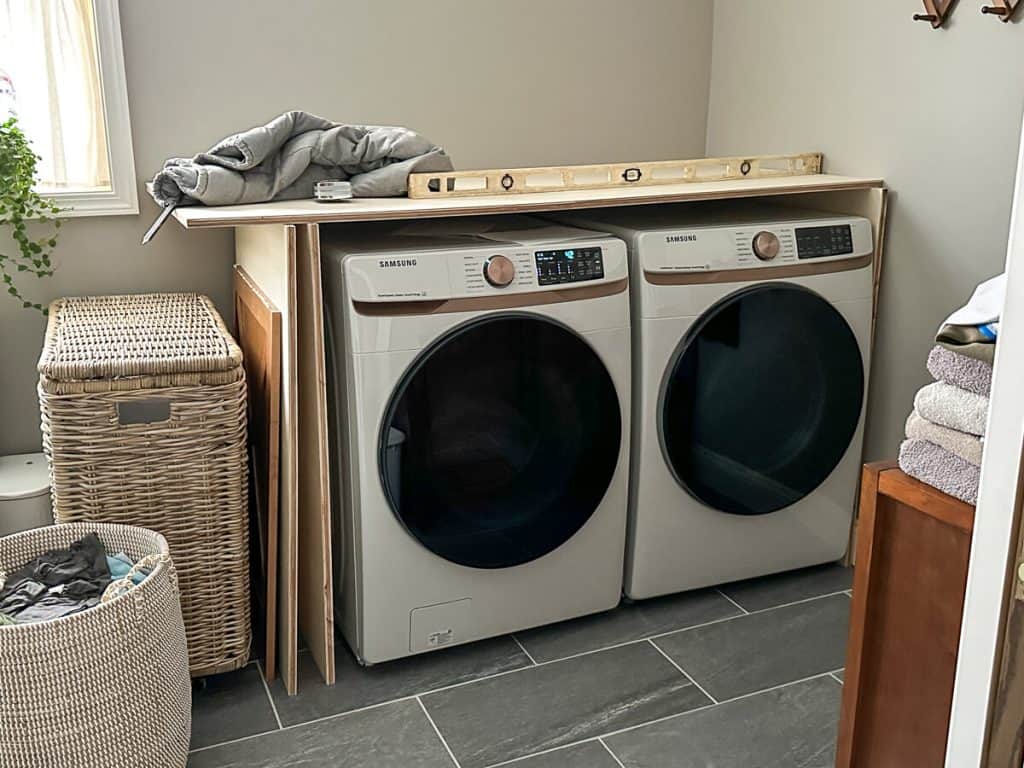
[0,533,148,625]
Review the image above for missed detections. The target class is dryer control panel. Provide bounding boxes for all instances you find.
[635,215,873,275]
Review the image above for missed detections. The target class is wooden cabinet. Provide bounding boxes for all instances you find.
[837,462,975,767]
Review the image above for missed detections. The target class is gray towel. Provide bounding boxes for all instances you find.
[899,438,979,505]
[914,381,989,437]
[150,111,453,207]
[926,344,992,397]
[936,340,995,364]
[905,409,983,466]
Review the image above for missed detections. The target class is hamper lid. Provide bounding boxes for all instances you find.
[0,453,49,500]
[38,293,242,381]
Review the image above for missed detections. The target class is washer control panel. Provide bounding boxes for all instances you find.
[535,247,605,285]
[342,235,627,302]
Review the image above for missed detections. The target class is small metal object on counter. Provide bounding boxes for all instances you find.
[314,179,353,202]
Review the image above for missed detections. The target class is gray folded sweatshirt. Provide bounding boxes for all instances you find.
[150,111,454,207]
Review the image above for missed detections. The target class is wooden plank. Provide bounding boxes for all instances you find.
[170,174,885,230]
[838,464,974,767]
[295,223,335,685]
[235,224,300,695]
[232,266,282,682]
[407,152,823,198]
[836,462,886,767]
[878,470,975,533]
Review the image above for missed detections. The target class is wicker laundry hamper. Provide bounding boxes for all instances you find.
[38,293,250,676]
[0,522,190,768]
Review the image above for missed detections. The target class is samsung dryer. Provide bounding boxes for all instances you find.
[558,204,874,600]
[321,216,631,663]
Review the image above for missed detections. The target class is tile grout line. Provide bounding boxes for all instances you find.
[829,671,844,684]
[417,696,463,768]
[716,589,749,615]
[256,660,284,731]
[479,671,840,768]
[599,737,629,768]
[189,589,851,756]
[646,639,718,705]
[189,727,282,755]
[511,634,538,665]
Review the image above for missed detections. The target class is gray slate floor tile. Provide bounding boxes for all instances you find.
[507,741,622,768]
[654,593,850,701]
[187,699,454,768]
[516,589,740,663]
[605,676,842,768]
[719,563,853,612]
[270,634,530,726]
[190,663,279,750]
[422,641,710,768]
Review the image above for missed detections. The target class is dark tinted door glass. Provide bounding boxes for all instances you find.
[380,314,621,568]
[662,284,864,516]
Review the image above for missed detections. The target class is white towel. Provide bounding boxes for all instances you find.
[905,409,983,466]
[914,381,990,437]
[944,272,1006,327]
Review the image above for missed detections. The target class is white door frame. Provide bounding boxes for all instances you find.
[946,110,1024,767]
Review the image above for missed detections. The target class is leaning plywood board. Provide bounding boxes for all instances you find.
[295,223,335,685]
[235,224,300,695]
[233,266,282,681]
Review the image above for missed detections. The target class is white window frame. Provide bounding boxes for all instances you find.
[46,0,138,217]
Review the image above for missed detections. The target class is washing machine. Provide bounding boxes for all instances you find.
[557,204,873,600]
[321,216,631,664]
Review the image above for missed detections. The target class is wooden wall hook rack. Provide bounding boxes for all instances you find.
[914,0,958,27]
[981,0,1022,21]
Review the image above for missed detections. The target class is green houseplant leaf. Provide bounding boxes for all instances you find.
[0,116,63,315]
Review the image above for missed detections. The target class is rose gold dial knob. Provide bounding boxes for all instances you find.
[484,255,516,287]
[752,231,781,261]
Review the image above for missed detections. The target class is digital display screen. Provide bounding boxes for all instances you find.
[795,225,854,260]
[535,247,604,285]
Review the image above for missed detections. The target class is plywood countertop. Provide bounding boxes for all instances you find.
[168,174,885,229]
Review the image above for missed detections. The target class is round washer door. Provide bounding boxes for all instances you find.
[661,283,864,516]
[379,314,622,569]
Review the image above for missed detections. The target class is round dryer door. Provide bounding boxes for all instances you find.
[379,314,622,569]
[661,283,864,516]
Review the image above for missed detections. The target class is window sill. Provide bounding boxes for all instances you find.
[45,185,140,218]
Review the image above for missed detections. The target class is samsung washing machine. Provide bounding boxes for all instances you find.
[321,217,631,664]
[557,204,874,600]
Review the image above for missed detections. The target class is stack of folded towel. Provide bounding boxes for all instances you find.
[899,273,1005,505]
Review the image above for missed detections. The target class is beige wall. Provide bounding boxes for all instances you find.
[706,0,1024,460]
[0,0,714,454]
